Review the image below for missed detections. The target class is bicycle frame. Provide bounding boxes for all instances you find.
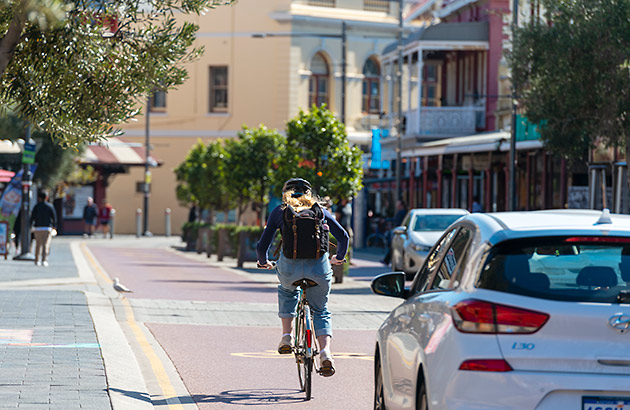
[294,285,319,400]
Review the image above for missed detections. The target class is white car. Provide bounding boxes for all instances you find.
[390,208,469,278]
[372,209,630,410]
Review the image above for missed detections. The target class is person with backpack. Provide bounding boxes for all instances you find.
[256,178,348,377]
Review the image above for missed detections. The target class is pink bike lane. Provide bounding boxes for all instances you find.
[89,245,378,410]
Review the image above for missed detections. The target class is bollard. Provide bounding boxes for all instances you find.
[136,208,142,238]
[110,209,116,239]
[164,208,171,237]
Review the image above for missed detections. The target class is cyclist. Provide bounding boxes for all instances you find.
[256,178,348,377]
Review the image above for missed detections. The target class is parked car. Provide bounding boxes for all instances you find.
[371,209,630,410]
[390,208,469,278]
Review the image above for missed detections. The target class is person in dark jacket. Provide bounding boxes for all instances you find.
[31,190,57,266]
[82,197,98,238]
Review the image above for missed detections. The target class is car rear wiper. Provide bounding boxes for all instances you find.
[616,290,630,304]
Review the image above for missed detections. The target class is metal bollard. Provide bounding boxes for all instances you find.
[164,208,171,237]
[110,209,116,239]
[136,208,142,238]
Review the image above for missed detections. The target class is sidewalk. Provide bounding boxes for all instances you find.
[0,240,110,409]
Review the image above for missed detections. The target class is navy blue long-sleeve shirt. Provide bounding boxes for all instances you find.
[256,205,349,264]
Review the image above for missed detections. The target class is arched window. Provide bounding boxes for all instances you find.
[362,58,380,114]
[309,53,329,107]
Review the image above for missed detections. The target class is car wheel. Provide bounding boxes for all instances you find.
[416,374,428,410]
[374,355,387,410]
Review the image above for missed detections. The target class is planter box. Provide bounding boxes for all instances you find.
[217,228,235,261]
[237,231,259,268]
[197,227,214,258]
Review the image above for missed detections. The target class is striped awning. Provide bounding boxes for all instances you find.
[80,137,159,167]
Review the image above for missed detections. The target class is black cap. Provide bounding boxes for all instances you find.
[282,178,311,194]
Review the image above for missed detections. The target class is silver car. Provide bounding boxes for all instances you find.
[371,209,630,410]
[390,208,469,278]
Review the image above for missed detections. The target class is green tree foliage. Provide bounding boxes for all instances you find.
[174,140,229,214]
[274,105,363,204]
[510,0,630,162]
[224,125,284,226]
[0,0,233,146]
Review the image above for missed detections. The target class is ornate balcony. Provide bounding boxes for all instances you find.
[406,106,486,138]
[363,0,389,12]
[307,0,335,7]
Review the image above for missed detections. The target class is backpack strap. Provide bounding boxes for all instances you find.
[292,214,298,259]
[313,203,322,259]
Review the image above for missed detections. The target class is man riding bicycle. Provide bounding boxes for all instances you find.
[256,178,348,377]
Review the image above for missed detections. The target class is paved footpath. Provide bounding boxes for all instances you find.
[0,235,398,409]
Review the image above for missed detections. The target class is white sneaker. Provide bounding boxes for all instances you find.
[42,261,49,267]
[319,350,336,377]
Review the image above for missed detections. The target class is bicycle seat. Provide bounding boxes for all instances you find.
[292,279,318,289]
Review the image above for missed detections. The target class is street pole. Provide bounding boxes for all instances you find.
[341,21,347,124]
[395,0,404,201]
[143,95,152,236]
[509,0,519,211]
[14,125,34,261]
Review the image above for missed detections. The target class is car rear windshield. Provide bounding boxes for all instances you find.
[476,236,630,303]
[413,215,463,232]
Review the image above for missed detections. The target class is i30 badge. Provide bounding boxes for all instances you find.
[608,314,630,333]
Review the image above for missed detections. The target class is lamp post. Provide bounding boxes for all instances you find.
[252,22,348,123]
[508,0,519,211]
[143,94,152,236]
[14,126,35,261]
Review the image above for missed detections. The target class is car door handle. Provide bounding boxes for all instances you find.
[398,314,412,325]
[598,359,630,367]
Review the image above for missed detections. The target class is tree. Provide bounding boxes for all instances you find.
[0,0,233,146]
[274,105,363,205]
[224,125,284,226]
[174,140,229,219]
[510,0,630,163]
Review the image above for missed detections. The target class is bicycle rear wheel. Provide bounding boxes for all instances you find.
[295,306,313,400]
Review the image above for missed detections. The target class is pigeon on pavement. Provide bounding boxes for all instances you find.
[113,277,133,297]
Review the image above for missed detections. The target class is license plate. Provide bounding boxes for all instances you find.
[583,396,630,410]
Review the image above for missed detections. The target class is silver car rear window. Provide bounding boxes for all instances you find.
[476,237,630,303]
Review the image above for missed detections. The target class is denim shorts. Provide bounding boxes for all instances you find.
[276,252,333,337]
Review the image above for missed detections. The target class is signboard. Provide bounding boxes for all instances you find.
[22,143,36,164]
[0,221,8,259]
[63,186,94,219]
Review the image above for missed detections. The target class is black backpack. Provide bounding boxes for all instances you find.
[281,203,329,259]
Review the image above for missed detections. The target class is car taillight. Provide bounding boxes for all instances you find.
[452,299,549,334]
[459,359,513,372]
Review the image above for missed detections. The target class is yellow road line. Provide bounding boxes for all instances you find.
[81,243,184,410]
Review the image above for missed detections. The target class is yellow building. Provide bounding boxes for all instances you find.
[104,0,412,234]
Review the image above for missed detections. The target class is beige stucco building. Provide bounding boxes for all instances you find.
[101,0,410,235]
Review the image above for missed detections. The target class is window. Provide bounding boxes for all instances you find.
[307,0,335,6]
[363,0,389,12]
[150,89,166,112]
[411,228,457,294]
[309,53,329,108]
[422,62,442,107]
[431,227,472,290]
[362,58,381,114]
[209,66,228,113]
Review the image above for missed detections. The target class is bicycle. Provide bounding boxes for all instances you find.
[292,278,320,401]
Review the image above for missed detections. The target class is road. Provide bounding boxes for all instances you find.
[86,238,400,409]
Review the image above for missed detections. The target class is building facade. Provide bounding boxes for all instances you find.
[103,0,411,234]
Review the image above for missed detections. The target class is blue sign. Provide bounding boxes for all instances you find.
[370,128,390,170]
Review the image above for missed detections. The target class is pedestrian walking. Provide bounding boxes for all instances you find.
[98,199,113,239]
[82,197,98,238]
[256,178,349,377]
[30,190,57,267]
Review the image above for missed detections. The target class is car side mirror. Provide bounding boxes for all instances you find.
[393,226,407,235]
[371,272,407,299]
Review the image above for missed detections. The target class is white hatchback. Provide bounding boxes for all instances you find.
[372,209,630,410]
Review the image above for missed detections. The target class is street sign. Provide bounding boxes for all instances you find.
[22,143,35,164]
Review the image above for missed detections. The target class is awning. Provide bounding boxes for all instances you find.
[383,21,489,55]
[0,170,15,183]
[80,137,160,167]
[400,131,543,158]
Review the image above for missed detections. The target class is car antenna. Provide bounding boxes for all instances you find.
[595,208,613,225]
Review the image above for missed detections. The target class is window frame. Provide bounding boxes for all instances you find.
[309,53,330,108]
[209,66,229,113]
[150,89,167,113]
[362,58,381,114]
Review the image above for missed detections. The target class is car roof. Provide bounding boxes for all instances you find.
[458,209,630,246]
[408,208,469,216]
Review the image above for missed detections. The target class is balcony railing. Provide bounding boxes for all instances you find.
[307,0,335,7]
[406,106,486,137]
[364,0,390,12]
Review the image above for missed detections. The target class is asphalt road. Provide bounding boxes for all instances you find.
[88,241,400,410]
